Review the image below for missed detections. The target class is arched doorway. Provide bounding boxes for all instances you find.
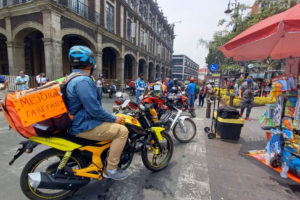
[156,65,160,79]
[14,29,45,76]
[148,62,154,82]
[161,66,165,81]
[62,34,95,75]
[24,31,45,76]
[0,34,8,74]
[138,59,146,76]
[102,47,118,79]
[124,54,134,82]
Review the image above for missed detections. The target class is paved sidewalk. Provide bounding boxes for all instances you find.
[199,106,300,200]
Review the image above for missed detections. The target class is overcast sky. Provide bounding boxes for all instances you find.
[157,0,255,68]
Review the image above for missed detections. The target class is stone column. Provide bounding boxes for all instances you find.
[151,64,155,82]
[116,58,125,89]
[143,62,148,82]
[6,41,25,75]
[43,38,63,80]
[133,61,138,79]
[95,51,103,77]
[42,10,62,80]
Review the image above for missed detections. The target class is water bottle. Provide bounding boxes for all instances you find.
[280,162,289,178]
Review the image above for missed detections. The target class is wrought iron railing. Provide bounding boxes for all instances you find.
[0,0,101,25]
[0,0,32,9]
[56,0,101,25]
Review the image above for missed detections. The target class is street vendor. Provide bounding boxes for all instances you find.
[239,76,259,120]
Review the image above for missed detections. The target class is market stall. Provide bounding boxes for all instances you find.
[218,3,300,181]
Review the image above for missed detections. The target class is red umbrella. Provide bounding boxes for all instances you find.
[218,3,300,61]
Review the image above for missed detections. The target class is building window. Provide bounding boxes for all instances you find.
[130,0,137,11]
[0,0,2,8]
[71,0,86,17]
[106,2,114,33]
[140,29,147,49]
[127,19,136,43]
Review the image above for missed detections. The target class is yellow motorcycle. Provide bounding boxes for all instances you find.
[10,104,173,200]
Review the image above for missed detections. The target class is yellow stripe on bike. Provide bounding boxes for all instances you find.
[29,136,82,151]
[151,127,165,141]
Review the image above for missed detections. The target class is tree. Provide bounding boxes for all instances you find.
[200,0,292,71]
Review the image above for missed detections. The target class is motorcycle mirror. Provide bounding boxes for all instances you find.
[116,91,122,98]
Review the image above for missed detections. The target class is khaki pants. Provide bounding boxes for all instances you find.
[77,122,129,170]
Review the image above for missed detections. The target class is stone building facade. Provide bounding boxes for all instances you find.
[0,0,174,86]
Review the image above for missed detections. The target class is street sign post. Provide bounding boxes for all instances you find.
[209,63,219,72]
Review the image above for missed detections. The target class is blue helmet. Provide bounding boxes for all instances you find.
[68,46,96,68]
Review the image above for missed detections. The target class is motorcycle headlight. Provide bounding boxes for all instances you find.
[139,104,145,111]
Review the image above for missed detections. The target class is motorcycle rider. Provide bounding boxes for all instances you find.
[135,73,146,104]
[67,46,129,180]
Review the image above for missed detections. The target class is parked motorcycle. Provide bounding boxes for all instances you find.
[173,92,196,118]
[11,105,173,200]
[117,94,197,143]
[152,94,197,143]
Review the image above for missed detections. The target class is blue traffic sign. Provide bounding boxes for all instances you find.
[209,63,219,72]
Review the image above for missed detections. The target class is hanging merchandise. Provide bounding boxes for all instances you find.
[274,95,284,127]
[265,129,283,165]
[259,104,276,130]
[270,82,283,100]
[294,95,300,130]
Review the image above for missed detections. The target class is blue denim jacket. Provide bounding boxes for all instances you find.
[67,69,116,135]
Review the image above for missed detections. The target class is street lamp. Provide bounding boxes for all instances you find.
[224,0,240,17]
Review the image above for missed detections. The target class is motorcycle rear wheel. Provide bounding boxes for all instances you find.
[141,132,173,172]
[20,149,87,200]
[173,118,196,143]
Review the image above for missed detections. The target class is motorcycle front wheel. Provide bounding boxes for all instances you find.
[20,149,87,200]
[141,132,173,172]
[173,118,197,143]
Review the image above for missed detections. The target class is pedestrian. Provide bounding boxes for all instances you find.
[130,78,135,96]
[135,73,145,104]
[0,75,8,102]
[165,76,174,94]
[0,75,8,90]
[40,73,49,85]
[15,71,29,91]
[187,77,196,110]
[96,74,104,105]
[239,76,259,120]
[199,82,208,107]
[234,76,245,97]
[35,73,42,86]
[264,82,271,97]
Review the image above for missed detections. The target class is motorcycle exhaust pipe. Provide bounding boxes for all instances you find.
[28,172,89,190]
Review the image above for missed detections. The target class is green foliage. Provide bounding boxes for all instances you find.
[200,0,292,71]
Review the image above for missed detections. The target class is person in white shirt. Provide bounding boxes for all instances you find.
[96,74,104,105]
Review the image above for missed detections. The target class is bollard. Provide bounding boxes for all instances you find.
[230,95,234,107]
[206,100,212,118]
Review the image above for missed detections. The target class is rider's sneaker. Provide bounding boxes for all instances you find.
[103,168,129,180]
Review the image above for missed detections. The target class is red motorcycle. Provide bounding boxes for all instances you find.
[141,93,196,118]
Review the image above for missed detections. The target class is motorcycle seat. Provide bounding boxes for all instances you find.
[153,119,168,127]
[56,133,101,146]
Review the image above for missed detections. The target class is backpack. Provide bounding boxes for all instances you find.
[0,73,84,138]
